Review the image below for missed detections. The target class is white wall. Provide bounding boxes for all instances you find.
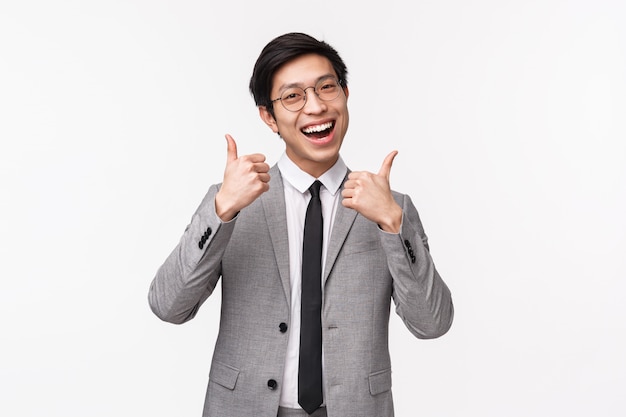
[1,1,624,416]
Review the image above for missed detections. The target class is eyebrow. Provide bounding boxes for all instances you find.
[276,73,336,92]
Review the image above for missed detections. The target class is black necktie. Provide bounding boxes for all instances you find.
[298,180,323,414]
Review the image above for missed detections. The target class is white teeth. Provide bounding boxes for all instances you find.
[302,122,333,134]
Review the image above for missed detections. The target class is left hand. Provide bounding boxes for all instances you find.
[341,151,403,233]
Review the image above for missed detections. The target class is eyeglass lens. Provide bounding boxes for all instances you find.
[279,77,341,111]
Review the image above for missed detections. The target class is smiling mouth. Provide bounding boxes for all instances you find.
[301,121,335,139]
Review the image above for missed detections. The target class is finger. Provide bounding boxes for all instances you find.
[252,162,270,173]
[342,179,357,190]
[245,153,267,164]
[341,197,355,209]
[348,171,373,181]
[378,150,398,179]
[225,134,238,163]
[341,188,354,198]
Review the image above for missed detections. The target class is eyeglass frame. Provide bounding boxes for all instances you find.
[270,76,345,112]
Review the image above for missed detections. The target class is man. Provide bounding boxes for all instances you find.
[148,32,453,417]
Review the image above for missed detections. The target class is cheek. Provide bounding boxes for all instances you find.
[275,115,298,134]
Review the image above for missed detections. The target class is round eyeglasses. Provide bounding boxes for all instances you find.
[271,77,343,112]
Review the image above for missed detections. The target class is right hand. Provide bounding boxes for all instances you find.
[215,134,270,221]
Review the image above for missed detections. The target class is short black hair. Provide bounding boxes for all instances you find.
[249,32,348,115]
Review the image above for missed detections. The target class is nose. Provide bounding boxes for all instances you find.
[302,87,326,113]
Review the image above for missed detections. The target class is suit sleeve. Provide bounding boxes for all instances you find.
[379,193,454,339]
[148,184,235,324]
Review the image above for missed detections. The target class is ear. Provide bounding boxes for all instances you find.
[343,85,349,100]
[259,106,279,134]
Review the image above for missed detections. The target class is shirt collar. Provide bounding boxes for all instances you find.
[277,152,347,196]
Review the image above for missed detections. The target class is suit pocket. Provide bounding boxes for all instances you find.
[368,368,392,395]
[341,239,381,255]
[209,360,240,390]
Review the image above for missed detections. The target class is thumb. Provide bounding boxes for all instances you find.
[378,150,398,180]
[225,134,238,163]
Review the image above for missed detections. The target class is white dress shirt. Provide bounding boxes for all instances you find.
[276,153,347,409]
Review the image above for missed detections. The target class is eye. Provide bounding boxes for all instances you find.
[282,89,304,103]
[319,81,338,91]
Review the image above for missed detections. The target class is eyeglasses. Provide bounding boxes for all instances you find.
[271,76,343,112]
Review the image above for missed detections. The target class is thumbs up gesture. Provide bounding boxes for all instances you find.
[215,134,270,221]
[341,151,402,233]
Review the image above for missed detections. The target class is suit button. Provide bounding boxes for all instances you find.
[267,379,278,390]
[279,322,288,333]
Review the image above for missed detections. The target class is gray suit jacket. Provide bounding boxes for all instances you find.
[148,165,453,417]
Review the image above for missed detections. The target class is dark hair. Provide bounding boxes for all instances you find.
[249,32,348,115]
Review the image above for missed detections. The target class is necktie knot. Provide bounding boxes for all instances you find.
[309,180,322,198]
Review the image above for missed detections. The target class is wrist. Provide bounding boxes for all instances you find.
[215,192,237,222]
[378,205,402,233]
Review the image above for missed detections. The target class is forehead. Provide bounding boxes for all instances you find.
[271,54,336,92]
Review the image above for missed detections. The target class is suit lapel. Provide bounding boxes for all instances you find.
[261,166,292,305]
[323,175,357,286]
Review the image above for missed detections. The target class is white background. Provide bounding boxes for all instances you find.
[1,1,625,416]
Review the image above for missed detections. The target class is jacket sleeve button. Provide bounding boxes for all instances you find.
[279,322,288,333]
[267,379,278,390]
